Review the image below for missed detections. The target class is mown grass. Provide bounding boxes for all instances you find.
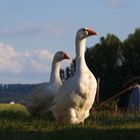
[0,103,140,140]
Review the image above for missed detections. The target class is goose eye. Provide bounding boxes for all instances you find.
[82,28,86,31]
[59,51,63,55]
[82,28,88,35]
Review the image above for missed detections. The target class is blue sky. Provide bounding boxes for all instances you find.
[0,0,140,83]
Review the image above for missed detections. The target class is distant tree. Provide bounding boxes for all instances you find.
[60,59,76,81]
[121,28,140,83]
[60,69,65,80]
[85,34,123,100]
[66,67,71,79]
[0,84,36,103]
[70,59,76,76]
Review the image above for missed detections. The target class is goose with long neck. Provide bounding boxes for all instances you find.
[75,28,97,73]
[50,28,98,124]
[26,51,70,116]
[50,52,68,85]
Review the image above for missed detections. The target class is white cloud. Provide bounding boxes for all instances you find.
[0,43,23,74]
[26,50,53,74]
[106,0,125,7]
[31,60,50,73]
[0,23,68,37]
[34,50,53,61]
[0,42,53,76]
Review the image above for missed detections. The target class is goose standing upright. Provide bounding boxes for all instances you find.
[50,28,98,124]
[26,51,69,116]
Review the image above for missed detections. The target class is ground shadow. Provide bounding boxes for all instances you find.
[0,127,140,140]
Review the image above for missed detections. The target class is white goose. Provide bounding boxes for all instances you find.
[26,51,70,116]
[50,28,98,124]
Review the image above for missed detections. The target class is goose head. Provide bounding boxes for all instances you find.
[75,28,98,58]
[76,28,98,40]
[50,51,70,83]
[53,51,70,63]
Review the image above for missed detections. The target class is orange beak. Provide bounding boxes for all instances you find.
[63,53,70,59]
[87,28,98,36]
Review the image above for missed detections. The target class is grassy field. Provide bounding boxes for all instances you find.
[0,103,140,140]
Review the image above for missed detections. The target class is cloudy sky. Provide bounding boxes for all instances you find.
[0,0,140,83]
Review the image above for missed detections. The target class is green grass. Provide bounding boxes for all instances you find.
[0,103,30,119]
[0,104,140,140]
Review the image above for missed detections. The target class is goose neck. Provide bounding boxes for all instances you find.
[50,61,61,84]
[75,38,86,58]
[75,38,87,72]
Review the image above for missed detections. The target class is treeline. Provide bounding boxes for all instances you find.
[61,28,140,101]
[0,84,37,103]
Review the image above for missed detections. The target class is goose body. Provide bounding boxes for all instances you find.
[51,28,98,124]
[26,51,69,116]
